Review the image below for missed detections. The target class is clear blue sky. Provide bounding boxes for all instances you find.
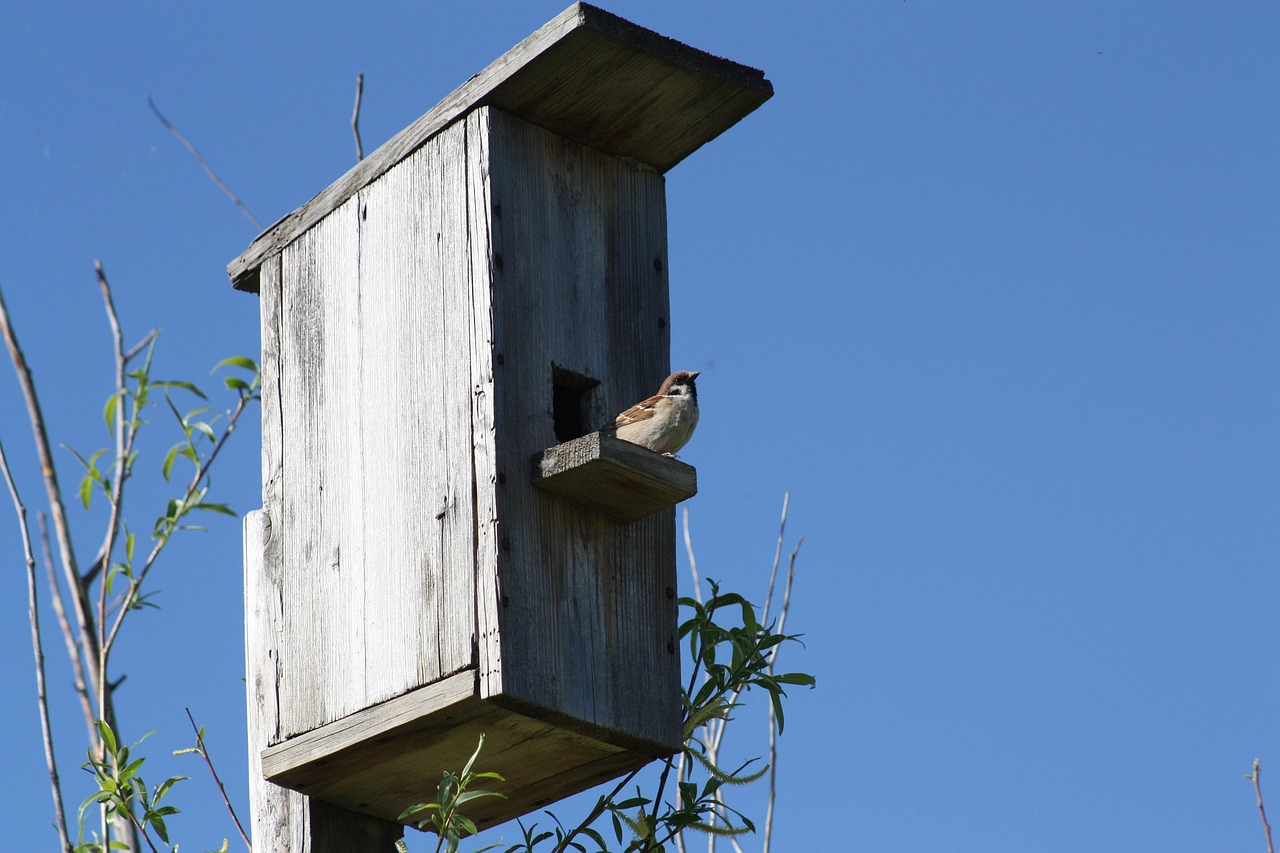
[2,2,1277,851]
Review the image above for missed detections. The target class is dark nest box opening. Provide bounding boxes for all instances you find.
[232,0,771,835]
[552,365,599,442]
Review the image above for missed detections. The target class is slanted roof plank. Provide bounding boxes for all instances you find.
[228,2,770,292]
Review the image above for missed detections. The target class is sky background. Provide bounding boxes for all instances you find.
[2,2,1277,851]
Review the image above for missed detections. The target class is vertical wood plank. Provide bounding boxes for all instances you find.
[358,119,477,706]
[245,254,312,851]
[245,510,308,851]
[278,200,366,738]
[467,109,504,700]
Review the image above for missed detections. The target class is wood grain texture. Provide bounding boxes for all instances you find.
[531,431,697,522]
[262,674,654,830]
[268,122,481,741]
[465,109,504,701]
[244,509,308,852]
[227,1,771,292]
[483,108,682,751]
[277,200,367,738]
[356,122,476,706]
[244,255,311,851]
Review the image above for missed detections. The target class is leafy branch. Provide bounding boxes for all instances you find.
[417,495,814,853]
[1,264,260,852]
[398,735,506,853]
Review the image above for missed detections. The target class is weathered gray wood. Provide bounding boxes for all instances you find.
[483,108,682,750]
[262,670,476,782]
[227,1,771,292]
[465,109,504,701]
[244,256,310,852]
[277,199,367,739]
[532,431,697,522]
[261,671,654,830]
[249,260,406,851]
[245,509,309,852]
[356,121,476,703]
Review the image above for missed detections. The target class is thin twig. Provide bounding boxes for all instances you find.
[102,391,251,657]
[1253,759,1275,853]
[185,708,253,851]
[0,283,103,707]
[39,512,96,741]
[92,259,129,723]
[762,536,802,853]
[708,494,791,760]
[761,492,789,625]
[147,95,263,231]
[683,506,703,606]
[553,766,645,853]
[351,72,365,162]
[123,329,159,363]
[2,436,74,853]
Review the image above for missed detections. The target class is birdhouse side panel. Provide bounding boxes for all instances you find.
[480,107,681,752]
[276,200,369,740]
[355,121,478,707]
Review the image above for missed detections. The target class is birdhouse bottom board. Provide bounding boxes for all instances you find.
[259,669,672,829]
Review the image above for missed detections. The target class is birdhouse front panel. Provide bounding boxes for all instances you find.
[473,107,682,753]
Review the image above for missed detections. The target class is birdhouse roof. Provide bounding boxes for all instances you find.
[227,2,772,293]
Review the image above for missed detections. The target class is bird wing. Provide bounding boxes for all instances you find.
[603,394,662,430]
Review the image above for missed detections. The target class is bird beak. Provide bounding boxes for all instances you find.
[688,371,700,380]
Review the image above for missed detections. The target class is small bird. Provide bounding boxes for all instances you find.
[603,370,700,456]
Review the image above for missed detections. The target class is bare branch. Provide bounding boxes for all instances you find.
[0,282,103,704]
[147,94,263,231]
[123,329,159,363]
[39,512,96,739]
[762,536,801,853]
[1253,759,1275,853]
[761,492,789,625]
[352,72,365,162]
[92,260,130,722]
[185,708,253,851]
[1,437,74,853]
[682,505,703,606]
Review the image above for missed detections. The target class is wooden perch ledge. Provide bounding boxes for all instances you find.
[532,432,697,523]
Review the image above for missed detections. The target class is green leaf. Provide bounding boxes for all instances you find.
[79,475,93,510]
[223,376,250,392]
[191,420,217,441]
[454,789,506,807]
[192,502,237,517]
[154,775,187,801]
[162,444,181,481]
[773,671,816,687]
[96,720,118,755]
[214,355,259,372]
[118,757,146,779]
[153,380,208,400]
[149,813,169,844]
[103,393,121,434]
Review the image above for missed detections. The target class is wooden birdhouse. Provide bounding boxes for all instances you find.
[233,2,770,836]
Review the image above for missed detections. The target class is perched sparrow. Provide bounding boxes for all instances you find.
[602,370,700,456]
